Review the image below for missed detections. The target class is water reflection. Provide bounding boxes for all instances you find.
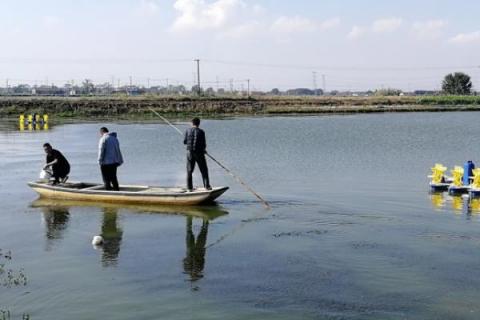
[31,199,228,269]
[430,192,480,218]
[100,207,123,267]
[0,119,52,132]
[183,217,209,282]
[31,198,228,220]
[468,198,480,215]
[430,192,446,211]
[40,205,70,251]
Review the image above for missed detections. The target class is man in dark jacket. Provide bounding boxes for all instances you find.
[43,143,70,184]
[184,118,211,191]
[98,127,124,191]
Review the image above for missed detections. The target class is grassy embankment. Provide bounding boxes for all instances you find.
[1,95,480,118]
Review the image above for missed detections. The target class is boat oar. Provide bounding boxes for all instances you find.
[148,107,271,209]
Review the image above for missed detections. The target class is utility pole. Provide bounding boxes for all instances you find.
[194,59,201,96]
[247,79,250,98]
[322,74,326,95]
[5,78,9,95]
[312,72,318,95]
[230,79,234,94]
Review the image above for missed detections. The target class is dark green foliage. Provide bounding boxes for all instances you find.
[442,72,473,95]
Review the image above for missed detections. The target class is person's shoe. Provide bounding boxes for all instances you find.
[206,186,212,190]
[186,189,194,192]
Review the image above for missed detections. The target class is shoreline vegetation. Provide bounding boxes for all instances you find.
[1,95,480,118]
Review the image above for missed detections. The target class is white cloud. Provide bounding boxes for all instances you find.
[449,31,480,44]
[271,16,317,33]
[372,17,403,33]
[319,17,341,31]
[412,19,447,39]
[220,21,262,38]
[271,16,340,34]
[347,17,402,39]
[136,0,160,17]
[347,25,366,39]
[171,0,246,32]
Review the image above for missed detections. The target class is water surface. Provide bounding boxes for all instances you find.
[1,113,480,319]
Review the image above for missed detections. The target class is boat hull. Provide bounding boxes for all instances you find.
[28,182,229,206]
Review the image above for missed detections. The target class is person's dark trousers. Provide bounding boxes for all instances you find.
[186,151,211,190]
[101,164,119,191]
[52,168,69,184]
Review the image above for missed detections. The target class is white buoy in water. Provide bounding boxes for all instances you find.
[92,235,104,246]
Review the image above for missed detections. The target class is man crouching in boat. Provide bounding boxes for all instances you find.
[43,143,70,185]
[184,118,212,192]
[98,127,123,191]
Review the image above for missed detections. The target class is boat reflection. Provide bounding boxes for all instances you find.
[31,198,228,220]
[31,198,228,270]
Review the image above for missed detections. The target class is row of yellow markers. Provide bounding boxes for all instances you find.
[19,114,49,131]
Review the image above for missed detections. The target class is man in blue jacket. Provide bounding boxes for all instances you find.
[98,127,123,191]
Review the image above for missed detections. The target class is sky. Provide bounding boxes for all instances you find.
[0,0,479,91]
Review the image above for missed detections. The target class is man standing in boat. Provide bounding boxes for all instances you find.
[43,143,70,185]
[184,118,212,191]
[98,127,123,191]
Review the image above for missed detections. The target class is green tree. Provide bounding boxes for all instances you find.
[442,72,472,95]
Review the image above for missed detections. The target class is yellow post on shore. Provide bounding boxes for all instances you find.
[27,114,33,123]
[43,114,49,123]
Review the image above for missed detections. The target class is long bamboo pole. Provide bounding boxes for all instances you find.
[148,108,271,209]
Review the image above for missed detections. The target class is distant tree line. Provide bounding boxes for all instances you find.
[0,73,475,97]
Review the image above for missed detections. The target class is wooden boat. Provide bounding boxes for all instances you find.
[28,181,229,206]
[30,198,228,220]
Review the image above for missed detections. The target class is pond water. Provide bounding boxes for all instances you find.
[1,112,480,319]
